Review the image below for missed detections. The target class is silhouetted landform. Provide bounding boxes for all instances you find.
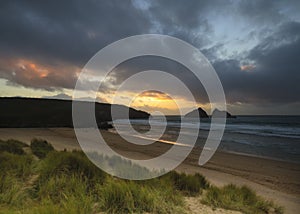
[185,107,209,118]
[185,107,236,119]
[0,97,149,128]
[212,109,236,118]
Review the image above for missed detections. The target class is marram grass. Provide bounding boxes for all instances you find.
[0,139,283,214]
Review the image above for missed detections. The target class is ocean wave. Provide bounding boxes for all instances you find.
[113,117,300,139]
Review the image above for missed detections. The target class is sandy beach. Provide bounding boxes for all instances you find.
[0,128,299,214]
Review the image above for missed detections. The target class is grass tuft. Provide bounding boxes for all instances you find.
[37,150,106,185]
[0,152,33,209]
[0,152,34,179]
[99,179,184,213]
[0,174,29,207]
[202,184,284,214]
[162,171,209,195]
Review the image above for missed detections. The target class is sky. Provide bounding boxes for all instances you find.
[0,0,300,115]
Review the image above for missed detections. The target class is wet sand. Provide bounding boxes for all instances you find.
[0,128,299,213]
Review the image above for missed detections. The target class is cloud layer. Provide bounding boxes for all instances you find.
[0,0,299,114]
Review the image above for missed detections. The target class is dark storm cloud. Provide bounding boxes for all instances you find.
[214,21,300,104]
[0,0,299,111]
[148,0,214,29]
[0,0,151,66]
[237,1,287,25]
[105,20,300,105]
[147,0,220,47]
[0,0,151,90]
[147,0,300,48]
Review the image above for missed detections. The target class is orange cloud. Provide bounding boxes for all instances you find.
[139,90,172,101]
[108,90,201,115]
[128,90,180,114]
[17,59,49,78]
[240,64,255,71]
[0,57,81,90]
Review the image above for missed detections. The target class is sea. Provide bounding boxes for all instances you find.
[111,115,300,163]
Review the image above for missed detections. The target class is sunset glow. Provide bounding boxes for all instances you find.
[18,60,49,78]
[240,64,255,71]
[0,1,299,115]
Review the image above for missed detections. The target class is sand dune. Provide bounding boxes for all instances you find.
[0,128,299,213]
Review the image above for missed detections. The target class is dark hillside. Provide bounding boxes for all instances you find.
[0,97,149,128]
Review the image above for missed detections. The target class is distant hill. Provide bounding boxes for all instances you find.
[185,107,209,118]
[0,97,150,128]
[212,109,236,118]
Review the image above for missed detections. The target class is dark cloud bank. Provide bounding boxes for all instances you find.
[0,0,299,114]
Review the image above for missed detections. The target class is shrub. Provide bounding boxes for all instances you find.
[30,139,54,159]
[202,184,284,214]
[0,139,28,155]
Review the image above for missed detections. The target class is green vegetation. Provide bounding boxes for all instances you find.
[99,179,184,213]
[163,171,209,195]
[0,139,283,214]
[0,139,28,155]
[0,152,34,210]
[202,184,284,214]
[30,138,54,158]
